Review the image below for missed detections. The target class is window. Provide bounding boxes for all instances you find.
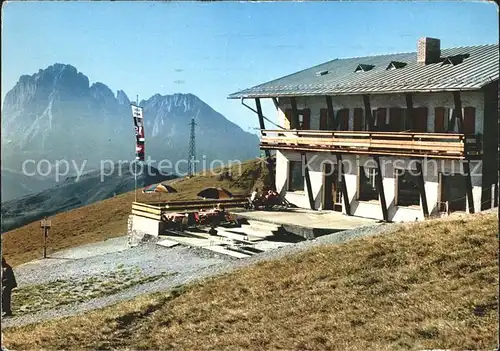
[439,173,467,212]
[288,161,304,191]
[434,107,459,133]
[358,166,378,201]
[388,107,408,132]
[285,109,310,130]
[298,111,311,130]
[395,169,420,207]
[374,108,388,131]
[411,107,428,132]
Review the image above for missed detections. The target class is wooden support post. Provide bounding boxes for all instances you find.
[255,98,266,131]
[452,91,464,133]
[43,227,48,258]
[303,153,316,210]
[373,156,389,222]
[266,155,276,191]
[415,161,429,217]
[405,93,414,130]
[272,97,279,110]
[290,97,299,129]
[40,217,51,259]
[255,97,271,158]
[253,98,275,189]
[363,95,374,130]
[453,91,474,213]
[463,160,475,213]
[326,96,336,130]
[335,154,351,215]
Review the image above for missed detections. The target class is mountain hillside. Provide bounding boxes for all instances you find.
[4,211,497,350]
[1,63,259,201]
[1,163,176,232]
[1,159,270,266]
[0,168,55,202]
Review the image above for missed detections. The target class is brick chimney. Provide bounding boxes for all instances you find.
[417,37,441,65]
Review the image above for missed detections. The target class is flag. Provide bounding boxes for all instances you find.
[131,104,145,161]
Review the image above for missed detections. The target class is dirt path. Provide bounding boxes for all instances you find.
[3,223,390,329]
[3,237,233,328]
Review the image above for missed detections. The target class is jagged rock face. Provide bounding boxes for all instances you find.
[2,64,131,166]
[141,92,258,164]
[1,63,259,201]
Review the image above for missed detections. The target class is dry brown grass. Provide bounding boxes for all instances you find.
[2,159,271,266]
[4,211,498,350]
[12,269,175,316]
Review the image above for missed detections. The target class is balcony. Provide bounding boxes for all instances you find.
[260,129,481,159]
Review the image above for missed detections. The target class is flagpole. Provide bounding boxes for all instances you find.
[134,94,139,203]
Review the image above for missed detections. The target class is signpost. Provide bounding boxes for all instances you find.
[40,217,51,258]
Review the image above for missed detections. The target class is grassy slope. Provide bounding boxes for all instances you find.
[4,212,498,350]
[2,159,271,266]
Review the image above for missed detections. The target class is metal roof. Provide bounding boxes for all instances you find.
[228,44,499,99]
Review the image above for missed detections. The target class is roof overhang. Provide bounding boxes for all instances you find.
[227,82,496,100]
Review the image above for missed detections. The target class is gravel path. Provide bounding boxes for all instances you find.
[3,222,396,329]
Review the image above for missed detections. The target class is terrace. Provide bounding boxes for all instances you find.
[259,129,482,159]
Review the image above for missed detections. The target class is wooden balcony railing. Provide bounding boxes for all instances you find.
[260,129,481,159]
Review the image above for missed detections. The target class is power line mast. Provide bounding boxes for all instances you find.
[188,117,197,177]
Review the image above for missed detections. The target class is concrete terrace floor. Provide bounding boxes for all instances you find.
[233,208,379,232]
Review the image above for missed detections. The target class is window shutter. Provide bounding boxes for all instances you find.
[339,109,349,130]
[412,107,428,132]
[463,107,476,134]
[353,108,363,131]
[284,109,292,129]
[376,108,387,129]
[320,108,328,130]
[389,108,402,131]
[434,107,445,132]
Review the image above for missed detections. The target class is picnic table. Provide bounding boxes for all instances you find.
[163,212,186,222]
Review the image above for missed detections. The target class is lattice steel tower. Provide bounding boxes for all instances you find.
[188,117,197,177]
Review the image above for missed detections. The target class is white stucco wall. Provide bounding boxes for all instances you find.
[128,215,161,246]
[276,151,484,222]
[272,91,486,222]
[277,91,484,133]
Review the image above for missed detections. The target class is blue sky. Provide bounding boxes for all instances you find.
[2,1,498,134]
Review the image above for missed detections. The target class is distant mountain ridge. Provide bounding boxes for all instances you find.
[1,163,176,232]
[1,63,259,201]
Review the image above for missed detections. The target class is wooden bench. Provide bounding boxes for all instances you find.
[132,196,250,221]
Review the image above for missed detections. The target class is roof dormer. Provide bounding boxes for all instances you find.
[355,64,374,73]
[441,53,470,66]
[386,61,407,70]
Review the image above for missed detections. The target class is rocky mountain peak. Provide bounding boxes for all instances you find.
[3,63,90,111]
[2,63,259,195]
[116,90,130,105]
[90,82,117,105]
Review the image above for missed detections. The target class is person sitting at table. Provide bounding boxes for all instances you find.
[249,188,260,209]
[218,206,227,223]
[262,189,279,208]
